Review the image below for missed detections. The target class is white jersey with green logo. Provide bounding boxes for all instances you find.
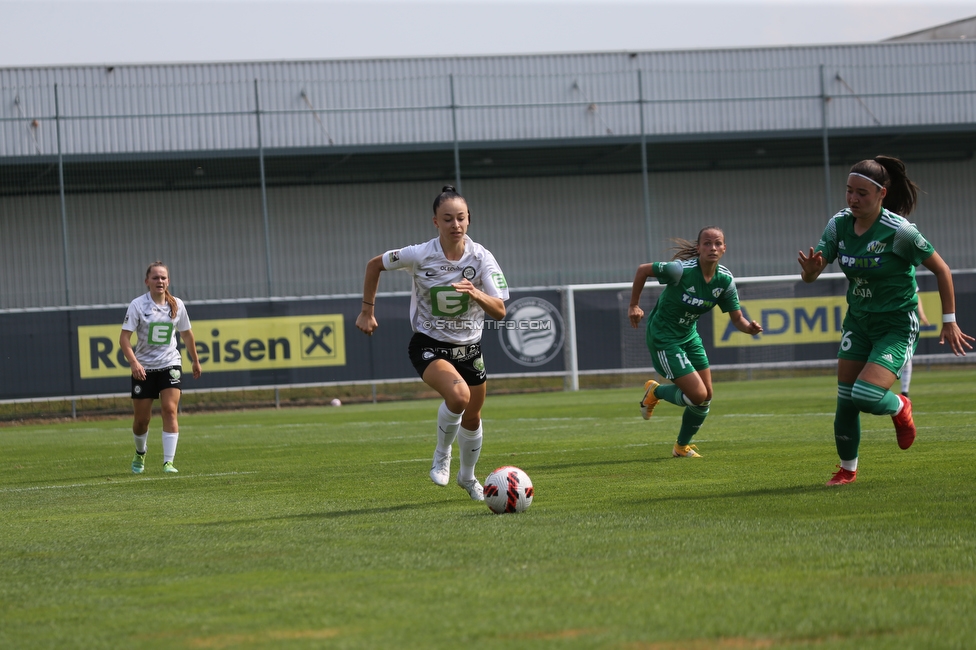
[383,235,509,345]
[814,208,935,316]
[121,293,191,370]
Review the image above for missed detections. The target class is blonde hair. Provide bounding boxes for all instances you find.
[668,226,725,261]
[145,261,178,319]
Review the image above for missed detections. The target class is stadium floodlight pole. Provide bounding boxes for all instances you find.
[450,74,462,193]
[820,65,832,219]
[638,69,652,261]
[254,80,274,298]
[54,83,70,306]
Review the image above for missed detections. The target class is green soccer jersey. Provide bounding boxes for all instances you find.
[645,259,741,347]
[814,208,935,316]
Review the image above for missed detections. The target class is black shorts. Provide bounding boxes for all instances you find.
[131,366,183,400]
[408,332,487,386]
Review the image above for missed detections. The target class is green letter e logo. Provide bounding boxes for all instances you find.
[430,287,470,316]
[147,322,175,346]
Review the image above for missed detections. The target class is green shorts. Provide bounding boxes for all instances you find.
[838,309,920,377]
[647,333,710,380]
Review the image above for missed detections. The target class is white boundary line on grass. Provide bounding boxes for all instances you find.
[0,471,258,494]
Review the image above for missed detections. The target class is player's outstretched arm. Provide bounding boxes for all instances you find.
[729,310,763,336]
[356,256,385,336]
[628,263,656,328]
[924,252,975,356]
[797,247,826,283]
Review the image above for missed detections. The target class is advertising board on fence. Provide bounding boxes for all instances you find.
[0,277,971,401]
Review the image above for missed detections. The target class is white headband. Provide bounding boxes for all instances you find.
[850,172,884,189]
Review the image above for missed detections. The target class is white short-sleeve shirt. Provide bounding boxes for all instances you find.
[383,235,509,345]
[121,293,192,370]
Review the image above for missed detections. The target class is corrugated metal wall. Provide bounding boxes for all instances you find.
[1,42,975,309]
[3,43,975,156]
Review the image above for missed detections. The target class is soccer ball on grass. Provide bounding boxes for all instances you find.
[483,466,534,514]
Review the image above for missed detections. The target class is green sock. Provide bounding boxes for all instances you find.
[834,382,861,461]
[676,403,709,446]
[654,384,688,407]
[851,379,902,415]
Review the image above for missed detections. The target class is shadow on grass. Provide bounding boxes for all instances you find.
[528,456,670,473]
[189,500,451,526]
[631,483,828,504]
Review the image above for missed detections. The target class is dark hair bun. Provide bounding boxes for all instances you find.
[441,185,456,193]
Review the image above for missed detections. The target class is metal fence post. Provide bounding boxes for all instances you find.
[638,69,652,261]
[55,84,70,306]
[450,74,462,193]
[255,79,273,297]
[820,65,832,217]
[563,286,579,391]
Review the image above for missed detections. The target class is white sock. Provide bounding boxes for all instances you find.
[133,433,148,454]
[162,431,179,463]
[457,422,483,483]
[841,458,858,472]
[436,402,462,456]
[900,360,912,395]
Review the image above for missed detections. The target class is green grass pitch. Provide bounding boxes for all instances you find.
[2,370,975,649]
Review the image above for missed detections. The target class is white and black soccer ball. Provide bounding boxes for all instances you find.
[483,466,534,514]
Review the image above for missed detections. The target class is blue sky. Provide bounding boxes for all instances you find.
[1,0,973,67]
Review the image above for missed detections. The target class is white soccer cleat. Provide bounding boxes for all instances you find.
[429,450,451,486]
[457,477,485,501]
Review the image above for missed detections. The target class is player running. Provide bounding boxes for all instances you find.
[798,156,973,486]
[120,261,202,474]
[629,227,763,458]
[355,186,509,501]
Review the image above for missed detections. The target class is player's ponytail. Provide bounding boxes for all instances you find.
[668,238,699,261]
[875,156,918,217]
[164,289,177,319]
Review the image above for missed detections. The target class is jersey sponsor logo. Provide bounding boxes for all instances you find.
[429,287,471,316]
[714,293,940,347]
[491,273,508,290]
[681,293,714,309]
[439,265,464,272]
[78,314,346,378]
[866,240,886,254]
[498,297,565,367]
[148,322,175,346]
[839,254,882,269]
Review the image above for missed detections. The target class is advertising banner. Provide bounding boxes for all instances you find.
[1,277,971,401]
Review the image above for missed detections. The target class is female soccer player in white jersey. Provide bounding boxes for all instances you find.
[355,186,509,501]
[629,227,763,458]
[798,156,973,486]
[120,262,202,474]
